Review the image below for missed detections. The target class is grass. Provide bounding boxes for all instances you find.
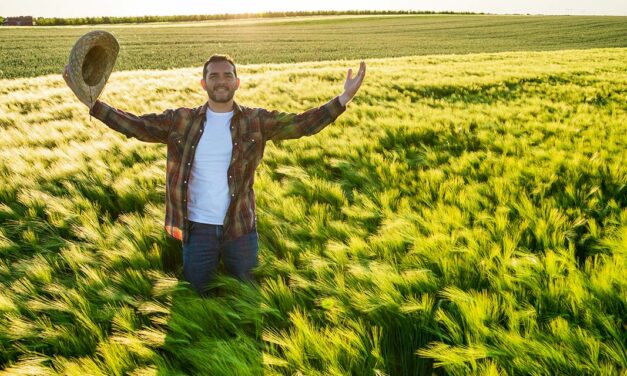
[0,48,626,374]
[0,14,625,79]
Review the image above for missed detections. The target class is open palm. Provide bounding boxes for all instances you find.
[340,61,366,106]
[345,61,366,95]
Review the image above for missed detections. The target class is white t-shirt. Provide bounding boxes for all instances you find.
[187,109,234,224]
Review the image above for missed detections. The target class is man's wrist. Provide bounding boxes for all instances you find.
[339,92,351,107]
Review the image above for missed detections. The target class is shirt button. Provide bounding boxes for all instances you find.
[200,129,203,132]
[234,142,238,145]
[231,194,235,197]
[178,140,181,143]
[184,181,187,184]
[229,175,232,178]
[192,146,195,149]
[187,162,190,165]
[251,139,254,142]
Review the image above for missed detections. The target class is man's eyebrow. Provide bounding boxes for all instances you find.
[209,72,234,76]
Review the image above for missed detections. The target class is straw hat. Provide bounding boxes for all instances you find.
[65,30,119,108]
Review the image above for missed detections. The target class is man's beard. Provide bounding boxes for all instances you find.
[207,86,235,103]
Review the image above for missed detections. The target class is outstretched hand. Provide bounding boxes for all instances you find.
[339,61,366,107]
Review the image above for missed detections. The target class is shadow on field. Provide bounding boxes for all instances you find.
[158,240,264,375]
[379,123,484,163]
[390,74,574,105]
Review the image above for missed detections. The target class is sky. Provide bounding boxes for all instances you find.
[1,0,626,18]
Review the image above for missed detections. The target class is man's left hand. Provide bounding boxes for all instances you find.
[339,61,366,107]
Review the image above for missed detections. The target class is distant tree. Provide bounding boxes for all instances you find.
[0,16,5,25]
[32,10,485,26]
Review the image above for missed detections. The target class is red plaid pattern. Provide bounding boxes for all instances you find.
[89,97,346,243]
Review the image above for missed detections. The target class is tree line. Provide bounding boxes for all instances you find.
[2,10,484,26]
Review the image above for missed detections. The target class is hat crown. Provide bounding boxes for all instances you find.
[82,45,109,86]
[66,30,119,107]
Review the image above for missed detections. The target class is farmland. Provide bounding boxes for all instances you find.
[0,14,626,79]
[0,44,626,374]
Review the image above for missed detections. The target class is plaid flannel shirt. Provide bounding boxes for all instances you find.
[89,96,346,244]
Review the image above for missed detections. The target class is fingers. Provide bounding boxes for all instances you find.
[356,61,366,81]
[346,61,366,84]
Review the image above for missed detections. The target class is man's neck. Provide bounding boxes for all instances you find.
[207,99,234,113]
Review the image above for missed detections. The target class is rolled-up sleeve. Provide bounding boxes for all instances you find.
[260,96,346,142]
[89,100,174,144]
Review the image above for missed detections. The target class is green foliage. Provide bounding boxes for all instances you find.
[0,15,626,79]
[31,10,479,26]
[0,48,626,375]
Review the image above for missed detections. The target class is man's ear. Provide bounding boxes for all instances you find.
[200,78,207,90]
[235,77,240,90]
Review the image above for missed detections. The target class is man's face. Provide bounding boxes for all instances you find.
[201,61,240,103]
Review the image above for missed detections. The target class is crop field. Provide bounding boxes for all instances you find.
[0,45,625,375]
[0,14,626,79]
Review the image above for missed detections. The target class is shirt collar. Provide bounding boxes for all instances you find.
[199,101,243,116]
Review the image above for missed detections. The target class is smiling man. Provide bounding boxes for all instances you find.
[64,54,366,295]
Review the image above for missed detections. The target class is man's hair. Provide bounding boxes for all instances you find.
[202,54,237,79]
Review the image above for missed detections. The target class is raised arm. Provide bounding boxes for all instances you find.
[89,100,174,144]
[261,61,366,141]
[63,65,173,144]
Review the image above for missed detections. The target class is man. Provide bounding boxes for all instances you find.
[63,55,366,295]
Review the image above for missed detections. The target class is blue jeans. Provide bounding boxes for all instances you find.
[182,221,259,295]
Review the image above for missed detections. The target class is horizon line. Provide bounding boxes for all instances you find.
[3,9,627,19]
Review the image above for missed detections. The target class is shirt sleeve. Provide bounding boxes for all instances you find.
[89,100,174,144]
[259,96,346,142]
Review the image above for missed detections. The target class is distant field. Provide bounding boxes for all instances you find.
[0,48,625,375]
[0,14,626,79]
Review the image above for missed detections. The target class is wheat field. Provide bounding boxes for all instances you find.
[1,14,626,79]
[0,48,626,375]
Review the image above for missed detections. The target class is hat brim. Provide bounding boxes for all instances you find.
[66,30,119,108]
